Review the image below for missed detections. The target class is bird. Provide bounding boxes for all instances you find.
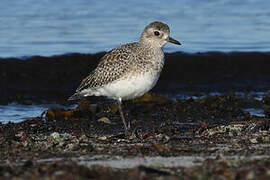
[68,21,181,135]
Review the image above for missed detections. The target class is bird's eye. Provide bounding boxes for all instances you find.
[154,31,160,36]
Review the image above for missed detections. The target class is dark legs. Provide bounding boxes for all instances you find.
[117,98,129,135]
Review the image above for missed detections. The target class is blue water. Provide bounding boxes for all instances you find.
[0,92,267,124]
[1,0,270,58]
[1,0,270,123]
[0,103,76,124]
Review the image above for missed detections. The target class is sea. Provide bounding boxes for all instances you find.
[1,0,270,123]
[1,0,270,58]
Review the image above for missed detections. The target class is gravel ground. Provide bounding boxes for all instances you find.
[1,93,270,179]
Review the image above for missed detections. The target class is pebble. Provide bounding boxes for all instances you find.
[249,138,258,144]
[98,136,107,141]
[98,117,112,124]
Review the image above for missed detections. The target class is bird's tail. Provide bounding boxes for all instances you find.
[68,92,83,101]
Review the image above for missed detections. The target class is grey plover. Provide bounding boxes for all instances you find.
[69,21,181,134]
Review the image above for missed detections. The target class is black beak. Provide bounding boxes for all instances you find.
[168,37,181,45]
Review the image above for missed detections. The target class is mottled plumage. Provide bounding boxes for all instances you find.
[69,21,181,135]
[77,43,147,91]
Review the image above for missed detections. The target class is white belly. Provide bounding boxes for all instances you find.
[82,72,160,100]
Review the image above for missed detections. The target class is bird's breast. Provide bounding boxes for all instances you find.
[88,48,165,100]
[95,70,160,100]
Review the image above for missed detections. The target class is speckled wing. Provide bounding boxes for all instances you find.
[75,44,136,93]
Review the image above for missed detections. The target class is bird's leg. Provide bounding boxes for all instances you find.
[117,98,129,135]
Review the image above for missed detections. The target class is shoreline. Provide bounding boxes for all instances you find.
[1,93,270,179]
[1,51,270,105]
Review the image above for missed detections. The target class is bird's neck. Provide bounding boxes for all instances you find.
[138,39,164,52]
[137,39,165,72]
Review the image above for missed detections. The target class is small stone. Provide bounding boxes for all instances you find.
[261,136,270,143]
[50,132,60,140]
[98,117,111,124]
[67,143,80,151]
[80,149,88,154]
[54,170,65,176]
[155,134,170,141]
[246,171,255,180]
[151,162,164,168]
[61,133,73,141]
[249,138,258,144]
[98,136,107,141]
[79,135,88,142]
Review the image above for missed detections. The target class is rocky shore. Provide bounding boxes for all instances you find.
[1,93,270,179]
[1,52,270,179]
